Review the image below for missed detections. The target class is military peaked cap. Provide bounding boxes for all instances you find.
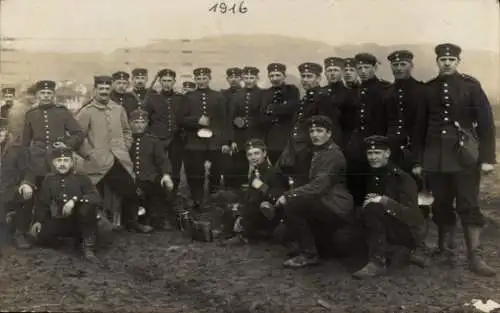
[112,71,130,81]
[35,80,56,92]
[298,62,322,75]
[387,50,414,63]
[2,87,15,95]
[245,138,267,151]
[131,68,148,76]
[344,58,356,68]
[26,84,37,95]
[267,63,286,73]
[226,67,242,76]
[157,68,176,78]
[242,66,260,75]
[354,53,379,66]
[324,57,346,69]
[364,135,390,150]
[50,146,73,159]
[94,76,113,86]
[193,67,211,76]
[307,115,333,130]
[435,43,462,58]
[129,108,149,121]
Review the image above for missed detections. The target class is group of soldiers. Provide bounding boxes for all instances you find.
[0,42,496,279]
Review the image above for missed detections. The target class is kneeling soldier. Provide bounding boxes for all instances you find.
[277,116,356,268]
[29,147,103,266]
[224,138,285,244]
[353,135,427,279]
[129,108,174,231]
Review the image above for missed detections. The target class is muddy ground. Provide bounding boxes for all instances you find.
[1,173,499,313]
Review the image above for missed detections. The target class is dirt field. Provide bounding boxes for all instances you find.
[1,173,499,313]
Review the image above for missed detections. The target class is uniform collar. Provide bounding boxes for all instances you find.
[38,102,56,109]
[361,77,379,86]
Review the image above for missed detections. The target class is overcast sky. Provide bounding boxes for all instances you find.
[1,0,499,52]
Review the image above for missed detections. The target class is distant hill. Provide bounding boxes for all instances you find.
[1,34,498,103]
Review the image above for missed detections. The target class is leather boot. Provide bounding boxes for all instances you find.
[433,225,456,266]
[409,242,430,268]
[14,230,32,249]
[352,256,386,279]
[464,226,496,277]
[82,234,106,268]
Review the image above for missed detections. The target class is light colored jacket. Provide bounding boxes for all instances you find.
[74,99,134,184]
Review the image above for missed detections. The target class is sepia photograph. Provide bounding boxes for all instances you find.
[0,0,499,312]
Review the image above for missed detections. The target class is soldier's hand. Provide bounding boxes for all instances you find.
[161,174,174,191]
[251,178,264,189]
[198,115,210,126]
[221,145,231,154]
[231,142,238,153]
[53,141,68,149]
[275,195,287,207]
[260,201,275,220]
[30,222,42,236]
[365,193,378,200]
[62,199,75,216]
[18,184,34,200]
[481,163,494,175]
[412,166,422,177]
[363,195,382,207]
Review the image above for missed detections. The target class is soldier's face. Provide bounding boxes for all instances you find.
[0,129,7,144]
[309,127,331,146]
[195,74,210,88]
[160,76,176,91]
[437,56,460,75]
[2,94,14,102]
[246,147,267,167]
[52,156,73,174]
[300,73,321,89]
[95,84,111,102]
[37,89,55,105]
[227,75,241,87]
[132,75,148,88]
[325,66,343,83]
[367,149,390,168]
[130,119,148,134]
[243,74,258,88]
[183,87,195,94]
[113,80,129,93]
[356,64,377,81]
[344,67,358,83]
[391,61,413,80]
[268,71,286,87]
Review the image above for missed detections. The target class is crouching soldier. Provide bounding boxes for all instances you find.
[29,147,104,266]
[353,135,428,279]
[223,138,285,244]
[277,116,357,268]
[129,108,174,231]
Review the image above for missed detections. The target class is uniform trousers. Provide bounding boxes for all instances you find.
[346,159,370,208]
[362,202,415,264]
[96,158,139,225]
[183,149,223,206]
[267,150,283,166]
[225,150,248,190]
[36,203,97,246]
[427,166,484,228]
[284,197,361,258]
[240,200,283,240]
[163,136,185,192]
[136,179,174,227]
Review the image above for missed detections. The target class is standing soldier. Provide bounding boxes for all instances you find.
[1,87,16,119]
[343,58,360,89]
[221,67,243,106]
[110,71,139,118]
[131,68,149,104]
[261,63,300,164]
[413,43,496,276]
[227,66,265,189]
[21,80,84,188]
[323,57,354,149]
[182,81,196,95]
[344,53,390,207]
[75,76,143,232]
[182,67,232,210]
[144,68,185,193]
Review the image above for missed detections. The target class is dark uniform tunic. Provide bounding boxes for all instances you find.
[385,77,424,170]
[344,77,391,206]
[130,133,173,227]
[282,140,356,257]
[144,90,185,190]
[227,87,265,188]
[182,88,231,205]
[0,101,13,119]
[33,172,101,244]
[110,90,139,118]
[221,86,242,115]
[322,82,354,150]
[261,84,300,163]
[132,87,148,105]
[22,103,84,184]
[413,73,496,227]
[362,163,425,264]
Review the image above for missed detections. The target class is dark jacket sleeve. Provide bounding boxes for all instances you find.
[63,110,85,150]
[274,85,300,116]
[34,176,53,223]
[181,96,201,130]
[219,93,233,144]
[471,82,496,164]
[283,150,343,204]
[411,86,430,166]
[21,112,33,147]
[380,173,424,228]
[154,139,172,175]
[78,174,102,206]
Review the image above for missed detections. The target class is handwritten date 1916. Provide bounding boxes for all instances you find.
[208,1,248,14]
